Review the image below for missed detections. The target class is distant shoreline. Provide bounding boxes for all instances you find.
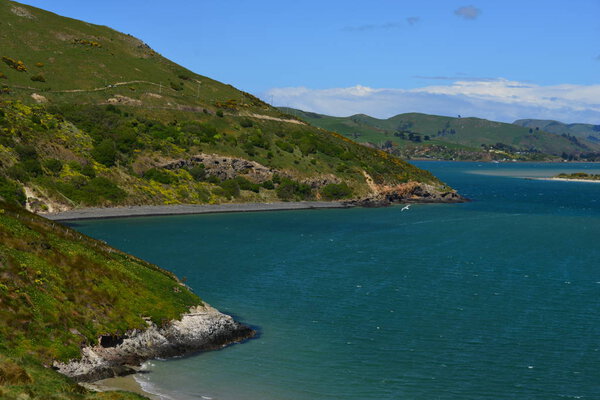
[44,201,352,221]
[530,177,600,183]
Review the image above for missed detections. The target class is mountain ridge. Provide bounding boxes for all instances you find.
[280,107,600,161]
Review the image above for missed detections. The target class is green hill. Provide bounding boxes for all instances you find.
[514,119,600,143]
[281,108,600,161]
[0,0,458,212]
[0,199,205,399]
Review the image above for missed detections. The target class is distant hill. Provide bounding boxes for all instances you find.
[0,0,457,212]
[281,108,600,161]
[514,119,600,143]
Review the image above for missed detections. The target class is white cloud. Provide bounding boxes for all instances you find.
[264,79,600,124]
[454,5,481,20]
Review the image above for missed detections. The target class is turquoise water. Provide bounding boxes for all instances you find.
[71,162,600,400]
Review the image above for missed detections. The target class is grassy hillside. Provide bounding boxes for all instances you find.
[282,108,600,161]
[514,119,600,143]
[0,1,451,211]
[0,199,203,399]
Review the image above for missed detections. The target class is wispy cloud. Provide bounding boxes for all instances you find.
[406,17,420,26]
[413,75,497,82]
[454,5,481,20]
[264,79,600,124]
[343,22,402,32]
[343,17,420,32]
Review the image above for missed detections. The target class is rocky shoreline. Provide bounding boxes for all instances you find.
[54,303,255,383]
[45,183,466,221]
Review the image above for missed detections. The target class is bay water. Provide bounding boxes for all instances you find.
[71,162,600,400]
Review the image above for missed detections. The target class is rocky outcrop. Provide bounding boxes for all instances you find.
[301,174,341,189]
[348,181,467,207]
[161,154,274,182]
[53,303,255,382]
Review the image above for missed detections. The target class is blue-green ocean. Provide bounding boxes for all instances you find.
[71,162,600,400]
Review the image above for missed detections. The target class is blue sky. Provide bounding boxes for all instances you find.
[19,0,600,123]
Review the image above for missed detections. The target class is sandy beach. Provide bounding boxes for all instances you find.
[85,374,161,399]
[44,201,351,221]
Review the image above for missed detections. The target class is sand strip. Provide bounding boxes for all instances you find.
[530,177,600,183]
[44,201,352,221]
[84,374,161,399]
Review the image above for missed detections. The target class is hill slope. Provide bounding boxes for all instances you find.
[0,1,461,211]
[281,108,600,161]
[0,199,253,399]
[514,119,600,143]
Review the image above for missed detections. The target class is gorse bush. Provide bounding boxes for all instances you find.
[1,56,26,71]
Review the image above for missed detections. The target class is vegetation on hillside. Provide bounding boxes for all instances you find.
[0,199,200,399]
[0,100,444,211]
[281,108,600,161]
[0,1,451,211]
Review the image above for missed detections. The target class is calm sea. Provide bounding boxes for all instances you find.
[71,162,600,400]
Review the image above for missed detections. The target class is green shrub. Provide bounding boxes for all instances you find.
[240,118,253,128]
[216,110,224,118]
[298,138,317,155]
[242,142,256,156]
[105,104,121,114]
[81,163,96,178]
[54,176,126,205]
[234,176,260,193]
[276,140,294,153]
[0,72,6,79]
[188,164,206,181]
[262,180,274,190]
[43,158,63,174]
[170,81,184,91]
[30,74,46,82]
[6,164,30,182]
[218,179,240,199]
[0,177,26,205]
[276,178,312,201]
[143,168,175,184]
[320,183,352,200]
[91,139,117,166]
[21,159,43,177]
[15,144,38,160]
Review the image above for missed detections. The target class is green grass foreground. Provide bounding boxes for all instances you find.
[0,199,200,399]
